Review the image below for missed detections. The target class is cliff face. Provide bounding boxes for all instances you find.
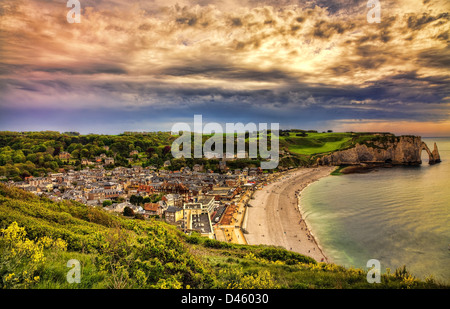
[431,142,441,164]
[317,136,441,166]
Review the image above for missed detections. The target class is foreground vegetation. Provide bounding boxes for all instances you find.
[0,183,446,289]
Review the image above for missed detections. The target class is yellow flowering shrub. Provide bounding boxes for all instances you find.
[243,252,268,263]
[399,273,419,289]
[37,236,67,251]
[151,276,183,289]
[243,252,286,266]
[218,267,279,289]
[1,221,26,243]
[0,221,66,288]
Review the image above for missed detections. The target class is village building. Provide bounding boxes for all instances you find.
[144,202,164,217]
[104,157,115,165]
[162,193,183,207]
[164,206,184,224]
[59,152,71,160]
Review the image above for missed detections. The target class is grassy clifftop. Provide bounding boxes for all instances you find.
[0,183,446,289]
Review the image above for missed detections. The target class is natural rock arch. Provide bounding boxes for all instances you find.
[420,142,441,165]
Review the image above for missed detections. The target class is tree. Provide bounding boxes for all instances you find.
[71,149,80,160]
[80,148,90,159]
[123,206,134,217]
[13,150,26,163]
[103,200,113,207]
[137,195,144,206]
[53,147,61,157]
[130,195,137,205]
[130,195,144,206]
[162,146,171,156]
[146,147,155,158]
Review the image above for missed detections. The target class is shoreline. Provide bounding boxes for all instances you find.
[296,185,329,264]
[244,166,335,263]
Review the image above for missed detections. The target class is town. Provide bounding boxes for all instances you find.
[8,161,280,244]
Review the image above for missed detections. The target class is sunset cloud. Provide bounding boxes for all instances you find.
[0,0,449,135]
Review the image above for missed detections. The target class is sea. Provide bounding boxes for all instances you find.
[300,137,450,284]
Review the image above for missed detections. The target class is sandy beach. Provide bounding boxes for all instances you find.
[244,166,335,263]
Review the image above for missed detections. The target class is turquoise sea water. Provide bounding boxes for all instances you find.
[300,137,450,284]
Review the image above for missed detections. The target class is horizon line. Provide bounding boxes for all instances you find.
[1,129,449,139]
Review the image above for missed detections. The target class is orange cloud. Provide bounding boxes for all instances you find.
[334,120,450,137]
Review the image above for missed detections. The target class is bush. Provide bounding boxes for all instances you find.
[0,221,67,289]
[123,206,134,217]
[186,236,202,244]
[204,238,232,249]
[257,247,316,265]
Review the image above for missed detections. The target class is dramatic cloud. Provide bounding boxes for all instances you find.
[0,0,449,135]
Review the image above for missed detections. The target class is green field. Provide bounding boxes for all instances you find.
[279,132,354,155]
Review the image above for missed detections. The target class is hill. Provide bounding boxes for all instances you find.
[0,183,446,289]
[0,130,385,181]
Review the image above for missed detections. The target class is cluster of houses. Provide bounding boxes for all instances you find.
[11,165,268,238]
[59,151,116,166]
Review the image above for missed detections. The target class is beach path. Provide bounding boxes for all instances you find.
[244,166,335,263]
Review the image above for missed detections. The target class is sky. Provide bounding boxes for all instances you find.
[0,0,449,136]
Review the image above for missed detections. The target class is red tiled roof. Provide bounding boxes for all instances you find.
[144,203,160,211]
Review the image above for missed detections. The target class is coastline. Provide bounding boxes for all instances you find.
[295,183,329,264]
[244,166,335,263]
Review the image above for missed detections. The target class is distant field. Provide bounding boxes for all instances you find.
[201,131,357,156]
[279,132,353,155]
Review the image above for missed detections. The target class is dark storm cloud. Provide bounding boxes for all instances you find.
[160,63,299,83]
[312,20,356,39]
[406,12,449,30]
[417,47,450,68]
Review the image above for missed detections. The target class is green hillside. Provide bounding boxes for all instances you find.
[0,131,391,180]
[0,183,446,289]
[279,132,354,156]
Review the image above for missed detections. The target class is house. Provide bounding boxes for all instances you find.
[59,152,71,160]
[104,157,115,165]
[162,193,183,207]
[23,186,38,193]
[28,177,47,186]
[242,167,249,176]
[81,159,93,165]
[144,202,163,217]
[205,187,240,201]
[105,202,130,213]
[138,184,154,194]
[193,164,204,172]
[249,168,258,176]
[104,189,121,199]
[219,160,227,171]
[87,189,105,200]
[130,205,145,215]
[164,206,183,224]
